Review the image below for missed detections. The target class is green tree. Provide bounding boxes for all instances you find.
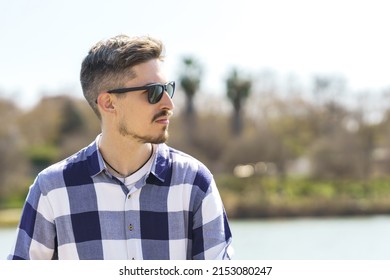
[226,68,251,136]
[19,95,88,171]
[59,97,84,136]
[179,56,203,146]
[179,56,202,119]
[0,98,29,201]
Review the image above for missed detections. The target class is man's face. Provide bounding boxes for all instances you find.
[114,59,175,144]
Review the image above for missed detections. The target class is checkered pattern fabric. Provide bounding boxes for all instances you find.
[8,136,233,260]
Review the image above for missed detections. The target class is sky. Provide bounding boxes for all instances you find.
[1,0,390,108]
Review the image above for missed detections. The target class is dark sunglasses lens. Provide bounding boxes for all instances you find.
[147,82,175,104]
[166,82,175,98]
[148,85,164,104]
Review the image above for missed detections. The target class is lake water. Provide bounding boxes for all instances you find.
[2,216,390,260]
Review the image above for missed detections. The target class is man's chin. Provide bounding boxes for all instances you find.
[145,131,169,144]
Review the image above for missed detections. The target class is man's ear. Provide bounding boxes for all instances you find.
[97,93,115,113]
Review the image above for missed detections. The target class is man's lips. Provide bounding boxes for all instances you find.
[155,118,170,125]
[152,110,173,123]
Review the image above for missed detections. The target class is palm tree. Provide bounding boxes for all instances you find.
[226,68,251,136]
[179,56,202,119]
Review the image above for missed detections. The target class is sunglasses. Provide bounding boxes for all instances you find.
[107,81,175,104]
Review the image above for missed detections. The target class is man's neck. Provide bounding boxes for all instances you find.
[98,132,153,177]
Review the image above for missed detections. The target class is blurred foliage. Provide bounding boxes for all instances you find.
[179,56,202,117]
[26,145,59,173]
[1,67,390,218]
[217,175,390,218]
[226,68,252,136]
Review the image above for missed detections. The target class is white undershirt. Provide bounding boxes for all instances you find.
[113,144,157,190]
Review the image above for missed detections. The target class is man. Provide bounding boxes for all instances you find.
[8,35,233,260]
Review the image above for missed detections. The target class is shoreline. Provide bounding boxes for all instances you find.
[0,209,21,227]
[2,207,390,227]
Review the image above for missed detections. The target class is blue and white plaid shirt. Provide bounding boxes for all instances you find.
[8,136,233,260]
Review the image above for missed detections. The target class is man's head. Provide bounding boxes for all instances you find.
[80,35,164,119]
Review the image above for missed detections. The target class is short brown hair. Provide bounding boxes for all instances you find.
[80,35,164,118]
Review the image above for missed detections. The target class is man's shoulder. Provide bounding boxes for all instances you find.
[43,141,96,171]
[161,144,214,191]
[35,140,99,192]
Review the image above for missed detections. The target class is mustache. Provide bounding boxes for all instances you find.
[152,110,173,122]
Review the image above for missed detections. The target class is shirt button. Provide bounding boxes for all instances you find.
[128,224,134,231]
[127,194,131,199]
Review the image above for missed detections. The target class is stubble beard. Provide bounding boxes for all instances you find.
[118,119,169,144]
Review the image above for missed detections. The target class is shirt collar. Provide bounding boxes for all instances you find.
[85,135,105,177]
[150,143,171,182]
[86,135,171,183]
